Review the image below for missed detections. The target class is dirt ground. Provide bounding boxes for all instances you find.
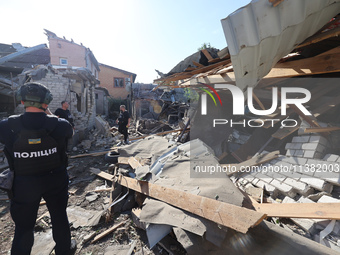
[0,149,185,255]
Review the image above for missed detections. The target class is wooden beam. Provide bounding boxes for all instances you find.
[289,104,320,128]
[69,150,111,159]
[118,157,130,165]
[252,92,266,110]
[254,203,340,220]
[192,61,205,68]
[222,150,280,176]
[269,0,285,7]
[115,176,266,233]
[272,125,299,140]
[90,167,115,181]
[265,46,340,79]
[91,221,127,244]
[297,26,340,48]
[304,126,340,133]
[129,129,186,141]
[201,49,214,62]
[128,157,142,169]
[91,169,266,233]
[312,94,340,118]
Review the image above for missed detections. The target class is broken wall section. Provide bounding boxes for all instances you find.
[17,66,97,145]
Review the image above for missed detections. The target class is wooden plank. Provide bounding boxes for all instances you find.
[115,175,266,234]
[313,94,340,117]
[269,0,285,7]
[304,126,340,134]
[192,61,205,68]
[289,104,320,128]
[265,46,340,79]
[91,221,127,244]
[201,49,214,62]
[272,125,299,140]
[91,169,266,233]
[262,108,294,129]
[222,150,280,176]
[217,47,229,59]
[297,26,340,49]
[254,203,340,220]
[69,150,111,159]
[129,129,185,141]
[128,157,142,169]
[90,167,115,181]
[118,157,130,165]
[252,92,266,110]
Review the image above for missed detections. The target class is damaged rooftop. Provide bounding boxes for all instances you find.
[1,0,340,254]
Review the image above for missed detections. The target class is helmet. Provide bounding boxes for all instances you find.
[16,82,53,108]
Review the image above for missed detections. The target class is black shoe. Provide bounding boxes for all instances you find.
[69,239,77,255]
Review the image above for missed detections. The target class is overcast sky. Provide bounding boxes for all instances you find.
[2,0,251,83]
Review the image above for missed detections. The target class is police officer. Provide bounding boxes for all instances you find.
[0,82,76,254]
[116,105,130,144]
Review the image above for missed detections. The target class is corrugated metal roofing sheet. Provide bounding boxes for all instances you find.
[221,0,340,91]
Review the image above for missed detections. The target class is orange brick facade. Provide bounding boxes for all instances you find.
[98,64,136,99]
[48,37,99,78]
[49,38,86,68]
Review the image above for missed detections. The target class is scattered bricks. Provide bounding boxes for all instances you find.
[286,149,296,157]
[285,143,303,150]
[323,154,340,162]
[237,178,249,186]
[265,171,287,182]
[314,152,324,159]
[309,135,329,147]
[292,136,310,143]
[252,180,277,197]
[299,175,332,193]
[303,150,318,159]
[270,179,296,198]
[297,196,315,203]
[296,197,340,235]
[315,221,340,236]
[317,195,340,203]
[294,150,304,157]
[242,174,255,183]
[282,156,307,166]
[301,143,325,152]
[284,178,314,196]
[282,197,317,234]
[253,172,273,183]
[251,177,260,186]
[313,171,340,186]
[280,170,303,180]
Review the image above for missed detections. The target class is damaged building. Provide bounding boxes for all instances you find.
[0,30,102,145]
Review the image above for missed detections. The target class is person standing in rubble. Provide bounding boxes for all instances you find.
[0,82,76,254]
[116,105,131,144]
[55,101,74,128]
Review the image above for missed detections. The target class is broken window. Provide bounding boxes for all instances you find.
[114,78,124,88]
[60,58,68,65]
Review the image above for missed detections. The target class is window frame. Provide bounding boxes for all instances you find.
[114,77,125,88]
[60,58,68,65]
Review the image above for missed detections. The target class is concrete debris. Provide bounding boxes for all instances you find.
[31,230,55,255]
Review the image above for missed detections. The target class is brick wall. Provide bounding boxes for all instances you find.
[98,64,133,99]
[28,69,96,132]
[49,38,86,68]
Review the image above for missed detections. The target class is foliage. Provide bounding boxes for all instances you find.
[184,88,199,103]
[198,42,212,51]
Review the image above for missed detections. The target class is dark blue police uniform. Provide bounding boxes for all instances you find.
[0,112,73,254]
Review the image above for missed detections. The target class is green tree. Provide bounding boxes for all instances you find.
[197,42,212,51]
